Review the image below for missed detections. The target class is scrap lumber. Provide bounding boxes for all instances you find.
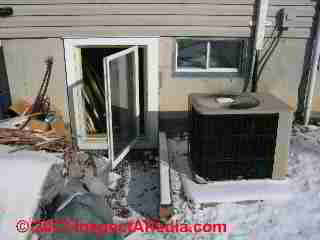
[159,132,173,221]
[159,132,171,206]
[0,128,70,152]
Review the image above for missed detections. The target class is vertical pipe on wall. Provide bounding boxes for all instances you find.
[246,0,269,92]
[254,0,269,51]
[304,6,320,126]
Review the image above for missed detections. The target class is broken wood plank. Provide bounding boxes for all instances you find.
[159,132,171,206]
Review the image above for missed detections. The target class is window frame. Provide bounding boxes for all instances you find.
[175,37,248,74]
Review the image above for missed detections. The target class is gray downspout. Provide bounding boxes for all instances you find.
[304,5,320,126]
[246,0,269,93]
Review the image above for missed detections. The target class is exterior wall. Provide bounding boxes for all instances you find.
[258,38,320,113]
[156,0,317,118]
[1,0,319,125]
[0,0,256,38]
[2,39,69,121]
[0,0,314,38]
[159,37,245,113]
[159,37,320,116]
[258,38,307,110]
[3,37,320,126]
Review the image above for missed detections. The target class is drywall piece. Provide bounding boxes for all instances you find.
[159,132,171,206]
[0,151,60,240]
[173,150,292,204]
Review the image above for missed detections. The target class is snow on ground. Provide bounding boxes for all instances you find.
[126,156,160,219]
[128,125,320,240]
[112,152,160,220]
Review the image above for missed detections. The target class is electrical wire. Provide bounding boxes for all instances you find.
[242,48,256,92]
[250,8,287,92]
[257,32,282,82]
[251,23,283,92]
[259,32,279,66]
[244,18,279,93]
[262,26,278,49]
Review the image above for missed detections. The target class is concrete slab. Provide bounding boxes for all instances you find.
[181,177,292,204]
[171,140,292,205]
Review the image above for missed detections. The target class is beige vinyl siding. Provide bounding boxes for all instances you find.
[0,0,315,4]
[269,0,314,5]
[0,27,253,38]
[266,0,316,39]
[0,0,257,3]
[0,1,255,38]
[0,4,255,16]
[268,6,315,17]
[0,0,315,38]
[0,16,254,28]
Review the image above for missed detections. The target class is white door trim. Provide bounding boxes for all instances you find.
[64,37,159,152]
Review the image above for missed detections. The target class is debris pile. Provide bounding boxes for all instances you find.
[0,127,68,152]
[0,113,70,152]
[0,57,70,153]
[35,148,113,220]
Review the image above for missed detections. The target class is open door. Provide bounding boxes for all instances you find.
[66,47,110,150]
[65,41,140,167]
[103,46,140,168]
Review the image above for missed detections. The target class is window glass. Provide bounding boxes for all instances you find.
[209,41,241,69]
[177,39,207,69]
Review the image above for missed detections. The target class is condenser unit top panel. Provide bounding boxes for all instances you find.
[190,93,293,115]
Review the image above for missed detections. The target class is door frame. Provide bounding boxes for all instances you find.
[64,37,160,153]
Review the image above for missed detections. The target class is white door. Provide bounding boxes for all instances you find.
[104,46,140,168]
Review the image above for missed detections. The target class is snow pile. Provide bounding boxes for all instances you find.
[130,125,320,240]
[0,151,60,240]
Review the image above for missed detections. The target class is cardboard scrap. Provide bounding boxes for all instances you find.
[9,99,32,115]
[27,119,50,132]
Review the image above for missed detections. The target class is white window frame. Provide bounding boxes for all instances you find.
[175,38,245,73]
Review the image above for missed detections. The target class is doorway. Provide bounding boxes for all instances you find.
[64,38,159,168]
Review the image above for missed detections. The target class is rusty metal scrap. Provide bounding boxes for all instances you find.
[30,57,53,115]
[20,57,53,130]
